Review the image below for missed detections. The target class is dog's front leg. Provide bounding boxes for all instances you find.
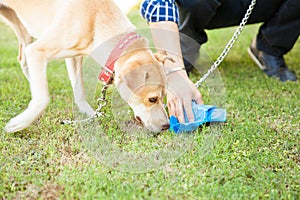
[4,42,50,133]
[65,57,94,116]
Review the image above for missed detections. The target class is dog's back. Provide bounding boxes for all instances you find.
[2,0,134,47]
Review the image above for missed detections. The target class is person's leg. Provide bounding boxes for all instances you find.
[207,0,298,81]
[177,0,224,44]
[177,0,284,40]
[206,0,286,28]
[178,0,299,81]
[247,0,299,81]
[177,3,203,73]
[254,0,300,56]
[177,0,246,73]
[176,0,224,73]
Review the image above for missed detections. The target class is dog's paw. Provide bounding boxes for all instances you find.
[4,116,33,133]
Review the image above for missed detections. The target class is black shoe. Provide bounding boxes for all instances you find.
[248,40,297,82]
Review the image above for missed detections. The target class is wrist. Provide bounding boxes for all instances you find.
[165,66,185,76]
[166,67,188,81]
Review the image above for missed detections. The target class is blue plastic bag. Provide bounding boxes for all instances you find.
[169,101,226,133]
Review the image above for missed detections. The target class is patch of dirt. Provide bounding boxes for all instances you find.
[13,183,64,200]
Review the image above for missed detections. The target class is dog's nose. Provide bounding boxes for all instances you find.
[161,123,170,131]
[135,116,142,124]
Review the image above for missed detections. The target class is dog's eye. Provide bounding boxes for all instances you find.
[149,97,158,103]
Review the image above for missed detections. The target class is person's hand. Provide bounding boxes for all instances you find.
[164,59,203,123]
[148,21,203,122]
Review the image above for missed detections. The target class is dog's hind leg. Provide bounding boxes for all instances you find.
[0,5,33,80]
[65,57,94,116]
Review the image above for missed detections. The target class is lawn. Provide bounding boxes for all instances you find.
[0,8,299,200]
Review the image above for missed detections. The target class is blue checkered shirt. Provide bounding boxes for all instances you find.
[140,0,179,23]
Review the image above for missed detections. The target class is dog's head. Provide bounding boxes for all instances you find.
[114,38,169,132]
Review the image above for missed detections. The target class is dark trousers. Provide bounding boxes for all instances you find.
[177,0,300,57]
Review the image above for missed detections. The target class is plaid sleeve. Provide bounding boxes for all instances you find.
[140,0,179,23]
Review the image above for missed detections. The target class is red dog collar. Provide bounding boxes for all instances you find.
[98,32,141,84]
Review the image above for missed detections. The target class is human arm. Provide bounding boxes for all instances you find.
[140,0,203,122]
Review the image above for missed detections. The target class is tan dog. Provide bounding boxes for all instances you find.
[0,0,169,133]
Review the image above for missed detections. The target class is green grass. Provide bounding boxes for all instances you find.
[1,9,300,199]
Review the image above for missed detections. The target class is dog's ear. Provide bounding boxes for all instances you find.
[117,69,149,101]
[122,68,148,92]
[154,50,175,65]
[124,37,149,53]
[116,81,133,102]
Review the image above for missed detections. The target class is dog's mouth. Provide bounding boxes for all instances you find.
[134,115,170,133]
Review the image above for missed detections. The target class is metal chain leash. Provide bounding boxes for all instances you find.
[61,84,109,125]
[195,0,257,88]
